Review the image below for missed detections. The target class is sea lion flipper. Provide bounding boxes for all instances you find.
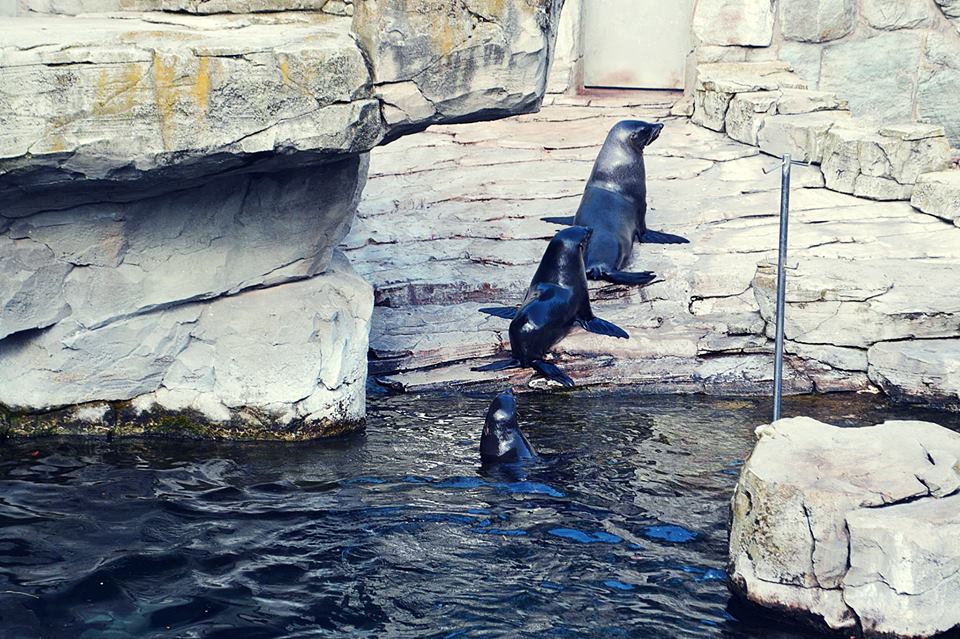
[578,317,630,340]
[530,360,575,387]
[640,229,689,244]
[598,271,656,287]
[479,306,518,320]
[472,359,521,372]
[541,216,576,226]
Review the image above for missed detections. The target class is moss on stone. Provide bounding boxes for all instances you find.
[0,400,364,441]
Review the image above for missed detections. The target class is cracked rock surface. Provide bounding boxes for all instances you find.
[729,416,960,638]
[0,0,562,437]
[348,95,960,404]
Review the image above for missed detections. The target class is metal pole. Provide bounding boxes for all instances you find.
[773,154,791,421]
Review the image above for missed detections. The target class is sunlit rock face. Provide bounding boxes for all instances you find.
[686,0,960,148]
[0,0,563,438]
[730,417,960,638]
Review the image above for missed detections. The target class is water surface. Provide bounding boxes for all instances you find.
[2,390,958,638]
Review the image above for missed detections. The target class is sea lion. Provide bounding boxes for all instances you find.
[480,388,536,463]
[474,226,629,387]
[543,120,688,286]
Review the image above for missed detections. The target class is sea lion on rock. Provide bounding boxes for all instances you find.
[474,226,629,387]
[543,120,688,286]
[480,388,536,463]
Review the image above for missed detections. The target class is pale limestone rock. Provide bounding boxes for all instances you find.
[0,253,373,434]
[731,417,960,637]
[0,1,566,437]
[692,62,807,133]
[862,0,934,29]
[0,237,72,339]
[780,0,855,43]
[937,0,960,18]
[0,16,382,191]
[787,341,868,372]
[377,81,437,128]
[546,0,581,94]
[918,32,960,146]
[693,0,774,47]
[145,252,372,428]
[696,62,807,93]
[775,88,847,115]
[844,494,960,638]
[3,158,367,332]
[820,124,950,200]
[753,258,960,349]
[778,42,823,88]
[351,99,960,405]
[322,0,353,15]
[757,111,852,163]
[692,89,734,132]
[868,340,960,411]
[19,0,329,13]
[352,0,561,136]
[696,45,748,64]
[911,170,960,226]
[725,92,779,146]
[820,31,925,124]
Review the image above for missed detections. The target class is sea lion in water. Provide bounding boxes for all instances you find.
[480,388,536,463]
[474,226,629,387]
[543,120,688,286]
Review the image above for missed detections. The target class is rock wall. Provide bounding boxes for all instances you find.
[691,0,960,147]
[0,0,564,438]
[548,1,960,147]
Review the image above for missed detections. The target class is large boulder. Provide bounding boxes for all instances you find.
[0,15,382,197]
[0,252,373,438]
[353,0,563,138]
[862,0,935,30]
[0,1,564,438]
[730,416,960,638]
[780,0,856,43]
[820,123,950,200]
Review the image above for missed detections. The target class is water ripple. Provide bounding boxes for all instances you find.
[1,390,949,638]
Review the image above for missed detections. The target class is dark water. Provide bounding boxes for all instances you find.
[2,391,959,639]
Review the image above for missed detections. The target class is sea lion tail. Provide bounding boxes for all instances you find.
[579,317,630,339]
[472,359,522,372]
[640,229,690,244]
[598,270,657,287]
[479,306,518,319]
[541,216,576,226]
[531,360,575,387]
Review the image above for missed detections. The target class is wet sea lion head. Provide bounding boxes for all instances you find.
[480,388,537,463]
[611,119,663,152]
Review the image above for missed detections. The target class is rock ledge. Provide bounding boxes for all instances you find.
[729,416,960,638]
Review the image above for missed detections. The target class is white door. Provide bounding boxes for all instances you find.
[582,0,694,90]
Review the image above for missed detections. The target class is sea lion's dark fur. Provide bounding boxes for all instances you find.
[543,120,688,286]
[475,226,628,387]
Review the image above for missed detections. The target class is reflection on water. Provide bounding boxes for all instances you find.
[1,390,957,638]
